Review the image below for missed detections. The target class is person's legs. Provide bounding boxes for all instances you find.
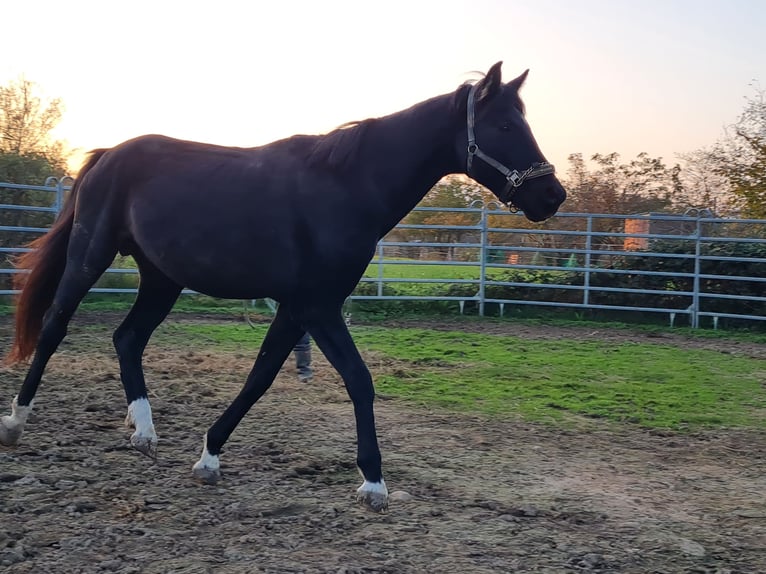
[293,332,312,382]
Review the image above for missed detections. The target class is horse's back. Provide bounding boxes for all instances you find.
[101,134,272,181]
[78,134,377,302]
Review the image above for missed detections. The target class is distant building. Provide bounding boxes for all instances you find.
[624,218,650,251]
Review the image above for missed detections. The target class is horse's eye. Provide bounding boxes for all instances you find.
[500,122,513,132]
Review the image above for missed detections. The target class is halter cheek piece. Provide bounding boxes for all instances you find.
[466,83,555,211]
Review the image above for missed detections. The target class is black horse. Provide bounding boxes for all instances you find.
[1,62,566,512]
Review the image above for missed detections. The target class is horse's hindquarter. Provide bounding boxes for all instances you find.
[120,139,378,301]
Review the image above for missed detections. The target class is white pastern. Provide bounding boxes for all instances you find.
[193,447,220,472]
[357,478,388,497]
[126,398,156,438]
[0,396,33,445]
[125,398,158,455]
[192,435,221,484]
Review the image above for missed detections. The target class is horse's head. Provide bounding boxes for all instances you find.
[458,62,566,222]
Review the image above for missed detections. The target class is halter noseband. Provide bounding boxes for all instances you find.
[466,83,555,210]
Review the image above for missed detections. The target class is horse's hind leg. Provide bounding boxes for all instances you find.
[113,259,181,458]
[1,230,117,446]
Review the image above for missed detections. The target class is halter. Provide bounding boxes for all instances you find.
[466,83,555,210]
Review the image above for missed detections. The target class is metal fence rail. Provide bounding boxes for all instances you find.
[2,180,766,328]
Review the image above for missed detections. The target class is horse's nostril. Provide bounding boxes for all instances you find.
[550,186,566,204]
[546,187,564,204]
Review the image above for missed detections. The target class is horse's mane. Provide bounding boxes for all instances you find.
[308,119,376,171]
[308,75,524,172]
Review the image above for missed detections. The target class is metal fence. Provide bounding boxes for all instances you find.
[3,180,766,328]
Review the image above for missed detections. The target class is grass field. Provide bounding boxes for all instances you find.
[363,260,483,280]
[156,320,766,431]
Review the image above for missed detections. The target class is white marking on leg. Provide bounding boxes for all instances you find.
[126,398,156,438]
[125,398,158,455]
[0,396,34,446]
[193,446,220,472]
[192,434,221,484]
[357,478,388,497]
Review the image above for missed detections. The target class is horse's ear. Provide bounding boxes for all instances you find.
[475,61,504,102]
[507,69,530,92]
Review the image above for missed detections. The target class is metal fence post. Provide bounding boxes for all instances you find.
[44,176,62,215]
[46,175,73,217]
[692,216,702,328]
[478,203,488,316]
[55,180,65,216]
[376,243,384,297]
[583,215,593,306]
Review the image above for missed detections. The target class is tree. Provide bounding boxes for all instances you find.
[562,152,682,215]
[554,153,686,265]
[0,78,70,285]
[676,149,733,214]
[0,77,68,183]
[709,86,766,218]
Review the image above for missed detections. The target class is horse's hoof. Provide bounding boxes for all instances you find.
[192,435,220,485]
[0,397,31,447]
[357,490,389,513]
[192,464,221,485]
[356,480,389,513]
[0,418,22,447]
[130,434,158,459]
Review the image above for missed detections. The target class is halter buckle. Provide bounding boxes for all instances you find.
[507,170,524,188]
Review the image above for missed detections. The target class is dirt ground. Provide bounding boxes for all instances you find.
[1,313,765,573]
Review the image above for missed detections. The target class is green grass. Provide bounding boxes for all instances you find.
[363,260,482,280]
[362,259,537,282]
[157,321,766,431]
[0,294,262,316]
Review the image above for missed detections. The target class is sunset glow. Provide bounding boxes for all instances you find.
[3,0,765,175]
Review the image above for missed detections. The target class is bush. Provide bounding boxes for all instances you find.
[590,240,766,317]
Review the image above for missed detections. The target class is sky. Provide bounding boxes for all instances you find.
[2,0,765,176]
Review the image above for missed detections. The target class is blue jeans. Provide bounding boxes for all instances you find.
[294,332,312,380]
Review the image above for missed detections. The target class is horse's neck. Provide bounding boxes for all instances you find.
[362,94,462,234]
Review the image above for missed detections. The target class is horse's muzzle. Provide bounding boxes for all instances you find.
[524,182,567,222]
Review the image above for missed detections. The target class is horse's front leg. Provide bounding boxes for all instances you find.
[308,313,387,513]
[193,306,304,483]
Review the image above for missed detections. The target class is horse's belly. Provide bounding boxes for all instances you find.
[153,251,294,300]
[126,190,376,302]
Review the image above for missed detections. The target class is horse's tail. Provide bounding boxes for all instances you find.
[6,149,108,364]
